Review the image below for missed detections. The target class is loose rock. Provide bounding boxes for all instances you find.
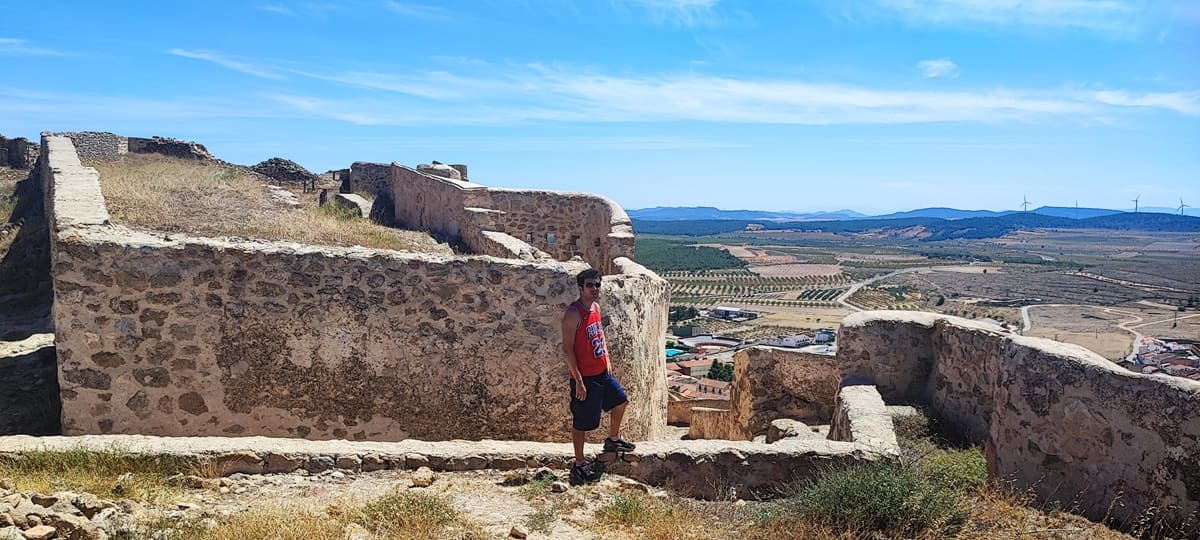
[410,467,435,488]
[509,525,528,539]
[21,525,55,540]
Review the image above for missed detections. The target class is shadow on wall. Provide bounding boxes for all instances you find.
[0,166,61,435]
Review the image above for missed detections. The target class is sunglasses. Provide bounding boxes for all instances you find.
[583,282,602,289]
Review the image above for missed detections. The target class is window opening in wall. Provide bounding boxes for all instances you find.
[524,233,533,243]
[570,235,580,247]
[593,238,602,247]
[546,233,556,245]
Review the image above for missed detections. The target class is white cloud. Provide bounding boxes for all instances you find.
[153,49,1200,126]
[0,38,71,56]
[618,0,722,26]
[264,63,1200,125]
[383,1,453,21]
[860,0,1147,33]
[258,4,295,15]
[918,58,959,78]
[168,49,287,80]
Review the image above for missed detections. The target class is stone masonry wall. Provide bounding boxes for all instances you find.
[346,162,392,198]
[484,189,635,272]
[42,135,669,443]
[54,132,127,162]
[1,135,39,169]
[688,347,840,440]
[837,311,1200,525]
[389,164,634,275]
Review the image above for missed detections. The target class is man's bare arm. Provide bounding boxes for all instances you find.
[562,309,587,400]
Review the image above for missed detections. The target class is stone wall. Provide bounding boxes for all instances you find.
[687,347,840,440]
[484,189,635,271]
[389,164,635,275]
[54,132,127,162]
[41,135,670,443]
[667,398,728,424]
[837,311,1200,525]
[829,384,898,454]
[0,135,39,169]
[346,162,392,198]
[127,137,215,160]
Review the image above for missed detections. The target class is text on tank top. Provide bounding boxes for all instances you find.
[572,301,609,377]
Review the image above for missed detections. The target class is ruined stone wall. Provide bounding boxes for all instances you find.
[346,162,392,197]
[837,311,1200,524]
[484,189,635,272]
[667,398,728,424]
[688,347,840,440]
[389,164,634,275]
[1,135,39,169]
[127,137,215,161]
[42,135,669,443]
[829,385,898,454]
[390,165,488,241]
[54,132,127,162]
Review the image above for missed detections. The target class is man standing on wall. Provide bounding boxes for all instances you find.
[561,268,636,485]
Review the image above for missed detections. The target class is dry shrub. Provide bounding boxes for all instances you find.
[0,446,190,502]
[595,492,716,540]
[92,154,449,254]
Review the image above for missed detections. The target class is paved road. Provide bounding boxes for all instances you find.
[835,267,929,312]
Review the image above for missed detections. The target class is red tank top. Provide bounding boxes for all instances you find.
[571,301,609,377]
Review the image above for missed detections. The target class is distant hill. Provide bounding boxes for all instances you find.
[1031,206,1121,219]
[628,207,801,221]
[632,211,1200,239]
[872,207,1011,220]
[627,206,867,221]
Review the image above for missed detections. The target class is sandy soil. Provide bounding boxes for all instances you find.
[926,265,1004,274]
[1025,306,1136,360]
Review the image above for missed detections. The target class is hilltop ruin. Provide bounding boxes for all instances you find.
[0,131,1195,528]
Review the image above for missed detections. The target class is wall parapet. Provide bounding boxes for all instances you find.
[837,311,1200,525]
[40,135,669,443]
[389,164,634,275]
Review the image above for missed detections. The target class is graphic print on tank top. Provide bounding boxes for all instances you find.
[585,320,607,359]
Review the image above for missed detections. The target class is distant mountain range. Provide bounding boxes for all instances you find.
[627,206,867,221]
[628,205,1195,221]
[631,210,1200,240]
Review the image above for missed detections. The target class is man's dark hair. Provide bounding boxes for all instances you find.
[577,268,602,287]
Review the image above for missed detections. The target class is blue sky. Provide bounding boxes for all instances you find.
[2,1,1197,214]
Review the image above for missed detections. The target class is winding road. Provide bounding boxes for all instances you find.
[835,267,925,312]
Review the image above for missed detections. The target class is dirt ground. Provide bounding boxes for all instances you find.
[131,468,717,540]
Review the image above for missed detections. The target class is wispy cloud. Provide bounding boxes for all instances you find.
[263,63,1200,125]
[918,58,959,78]
[854,0,1148,34]
[383,1,454,21]
[258,4,294,15]
[168,49,287,80]
[618,0,723,26]
[0,38,72,56]
[148,48,1200,126]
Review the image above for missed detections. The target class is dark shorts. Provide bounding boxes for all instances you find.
[569,371,628,432]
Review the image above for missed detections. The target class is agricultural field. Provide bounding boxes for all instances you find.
[663,269,852,309]
[848,285,924,311]
[638,228,1199,358]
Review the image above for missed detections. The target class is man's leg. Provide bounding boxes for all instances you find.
[607,402,627,441]
[572,428,586,464]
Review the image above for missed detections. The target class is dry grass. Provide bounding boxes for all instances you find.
[0,446,191,503]
[92,154,450,254]
[595,492,737,540]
